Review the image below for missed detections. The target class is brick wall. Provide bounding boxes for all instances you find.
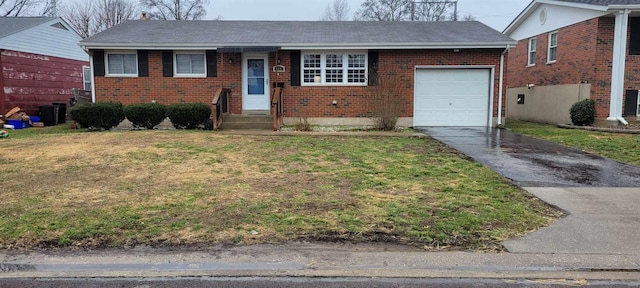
[95,49,505,118]
[1,50,87,115]
[508,17,640,118]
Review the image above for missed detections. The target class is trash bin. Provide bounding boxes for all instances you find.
[39,105,57,126]
[53,102,67,124]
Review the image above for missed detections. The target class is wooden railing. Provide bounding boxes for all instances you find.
[271,87,284,131]
[212,88,231,130]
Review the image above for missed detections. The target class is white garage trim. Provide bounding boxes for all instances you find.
[413,65,495,127]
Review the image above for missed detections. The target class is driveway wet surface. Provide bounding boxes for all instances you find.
[417,127,640,187]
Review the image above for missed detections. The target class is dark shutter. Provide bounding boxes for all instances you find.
[93,50,105,77]
[630,18,640,55]
[624,90,638,116]
[206,50,217,77]
[162,51,173,77]
[368,51,379,86]
[290,50,301,87]
[138,50,149,77]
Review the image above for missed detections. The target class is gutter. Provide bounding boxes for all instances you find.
[498,45,510,126]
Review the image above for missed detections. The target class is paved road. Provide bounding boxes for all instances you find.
[417,127,640,187]
[2,277,638,288]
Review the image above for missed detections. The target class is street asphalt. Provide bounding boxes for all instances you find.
[1,127,640,286]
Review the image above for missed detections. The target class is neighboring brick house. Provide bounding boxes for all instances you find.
[0,17,89,116]
[80,20,515,128]
[504,0,640,125]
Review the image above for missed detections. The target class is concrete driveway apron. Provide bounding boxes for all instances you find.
[418,127,640,255]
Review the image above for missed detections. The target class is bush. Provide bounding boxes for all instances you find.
[570,99,596,126]
[70,102,125,130]
[166,103,211,129]
[124,103,167,129]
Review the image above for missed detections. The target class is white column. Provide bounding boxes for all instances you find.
[609,10,630,122]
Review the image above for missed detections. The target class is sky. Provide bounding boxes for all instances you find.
[207,0,532,31]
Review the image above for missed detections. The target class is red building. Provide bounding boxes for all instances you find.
[0,17,89,117]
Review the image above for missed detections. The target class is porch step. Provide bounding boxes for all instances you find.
[220,115,273,130]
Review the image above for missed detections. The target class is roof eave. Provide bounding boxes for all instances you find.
[608,5,640,11]
[504,0,609,36]
[81,42,517,51]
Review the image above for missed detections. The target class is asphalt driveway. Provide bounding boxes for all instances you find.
[417,127,640,187]
[418,127,640,254]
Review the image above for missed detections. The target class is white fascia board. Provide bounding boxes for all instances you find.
[503,1,539,35]
[82,42,517,51]
[608,5,640,11]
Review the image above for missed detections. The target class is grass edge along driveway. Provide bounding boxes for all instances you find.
[0,128,560,251]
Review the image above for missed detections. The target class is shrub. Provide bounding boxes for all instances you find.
[570,99,596,126]
[166,103,211,129]
[70,102,125,130]
[124,103,167,129]
[368,70,403,131]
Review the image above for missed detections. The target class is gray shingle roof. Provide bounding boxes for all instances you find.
[0,17,57,39]
[557,0,640,5]
[81,20,515,49]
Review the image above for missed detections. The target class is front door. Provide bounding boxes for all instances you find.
[242,54,270,112]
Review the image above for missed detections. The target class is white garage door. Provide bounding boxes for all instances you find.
[414,69,491,127]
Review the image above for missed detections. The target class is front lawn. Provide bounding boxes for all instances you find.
[0,127,558,250]
[506,120,640,166]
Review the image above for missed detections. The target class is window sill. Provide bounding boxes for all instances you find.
[546,61,556,65]
[174,74,207,78]
[302,83,368,87]
[105,74,138,78]
[526,64,536,67]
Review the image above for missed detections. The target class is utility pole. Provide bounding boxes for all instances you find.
[411,0,458,21]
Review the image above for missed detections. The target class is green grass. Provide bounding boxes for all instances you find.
[506,120,640,166]
[1,123,81,139]
[0,129,559,251]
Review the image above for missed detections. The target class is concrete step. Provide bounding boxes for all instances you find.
[220,115,273,130]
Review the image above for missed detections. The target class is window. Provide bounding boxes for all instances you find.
[175,52,206,76]
[630,18,640,55]
[302,52,367,85]
[82,66,91,90]
[548,32,557,63]
[106,52,137,76]
[528,38,537,66]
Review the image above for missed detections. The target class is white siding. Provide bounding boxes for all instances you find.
[0,20,88,62]
[508,4,607,41]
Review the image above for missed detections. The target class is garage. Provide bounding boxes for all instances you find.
[414,68,492,127]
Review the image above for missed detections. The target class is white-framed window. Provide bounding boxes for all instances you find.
[174,51,206,77]
[302,52,368,85]
[527,38,537,66]
[82,66,92,90]
[105,51,138,76]
[547,31,557,63]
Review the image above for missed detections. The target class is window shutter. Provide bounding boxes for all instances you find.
[206,50,217,77]
[93,50,105,77]
[290,50,301,87]
[368,51,379,86]
[138,50,149,77]
[162,51,173,77]
[630,18,640,55]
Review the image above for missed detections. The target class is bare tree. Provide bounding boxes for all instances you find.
[355,0,472,22]
[62,0,138,38]
[1,0,52,16]
[140,0,209,20]
[320,0,350,21]
[354,0,412,21]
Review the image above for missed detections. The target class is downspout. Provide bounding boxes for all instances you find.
[609,9,630,125]
[0,50,6,117]
[618,9,630,125]
[498,45,510,126]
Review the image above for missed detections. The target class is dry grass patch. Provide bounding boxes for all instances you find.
[0,129,559,250]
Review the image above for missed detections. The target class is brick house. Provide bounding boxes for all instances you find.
[80,20,515,128]
[0,17,89,116]
[504,0,640,125]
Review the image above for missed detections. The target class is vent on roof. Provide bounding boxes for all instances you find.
[51,22,68,31]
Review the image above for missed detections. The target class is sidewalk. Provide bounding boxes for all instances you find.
[1,243,640,281]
